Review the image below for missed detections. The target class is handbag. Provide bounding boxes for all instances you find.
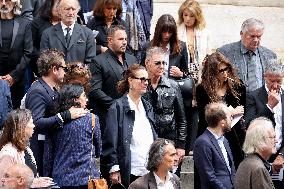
[88,114,108,189]
[177,76,196,107]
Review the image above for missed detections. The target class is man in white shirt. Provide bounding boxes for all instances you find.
[246,59,284,188]
[129,138,181,189]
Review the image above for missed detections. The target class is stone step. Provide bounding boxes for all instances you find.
[180,155,194,189]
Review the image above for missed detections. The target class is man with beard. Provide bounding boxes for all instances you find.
[89,25,136,131]
[0,0,33,108]
[25,49,88,176]
[193,102,235,189]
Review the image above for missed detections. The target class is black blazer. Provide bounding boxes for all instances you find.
[0,17,33,83]
[141,40,189,79]
[245,86,284,154]
[40,22,96,64]
[89,49,137,112]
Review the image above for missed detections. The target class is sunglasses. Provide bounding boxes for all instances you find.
[154,61,166,66]
[59,65,69,72]
[132,76,150,83]
[218,67,230,74]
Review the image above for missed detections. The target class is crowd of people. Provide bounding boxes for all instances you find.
[0,0,283,188]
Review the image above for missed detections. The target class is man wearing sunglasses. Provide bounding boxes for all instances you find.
[144,47,187,173]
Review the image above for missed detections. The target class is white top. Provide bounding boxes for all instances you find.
[153,172,175,189]
[265,85,283,150]
[163,43,170,78]
[0,142,25,177]
[61,21,75,36]
[128,95,154,176]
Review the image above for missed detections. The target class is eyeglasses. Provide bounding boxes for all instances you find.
[132,76,150,83]
[218,67,230,74]
[154,61,166,66]
[59,65,69,72]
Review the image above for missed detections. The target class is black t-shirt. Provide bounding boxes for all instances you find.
[0,19,13,62]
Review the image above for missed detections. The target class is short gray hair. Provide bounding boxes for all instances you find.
[58,0,81,11]
[243,117,274,154]
[264,59,284,75]
[145,47,165,61]
[241,18,264,33]
[10,164,34,188]
[146,138,175,172]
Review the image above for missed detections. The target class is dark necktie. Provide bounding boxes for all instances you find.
[65,27,71,47]
[246,50,258,92]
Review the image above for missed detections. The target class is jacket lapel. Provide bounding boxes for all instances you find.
[10,19,19,50]
[54,23,67,48]
[258,86,268,106]
[68,23,81,50]
[0,21,2,46]
[106,52,122,81]
[148,172,158,189]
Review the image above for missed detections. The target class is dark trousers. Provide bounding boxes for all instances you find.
[30,134,44,176]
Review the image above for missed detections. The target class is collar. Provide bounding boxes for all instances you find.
[107,49,126,62]
[61,21,75,32]
[157,76,172,88]
[264,84,283,94]
[254,153,271,172]
[153,171,173,185]
[240,42,257,55]
[127,94,142,111]
[207,128,224,141]
[94,16,120,26]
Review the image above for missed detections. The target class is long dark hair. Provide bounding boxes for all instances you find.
[93,0,122,18]
[38,0,60,21]
[150,14,181,55]
[201,52,241,102]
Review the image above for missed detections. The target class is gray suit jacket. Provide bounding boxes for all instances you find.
[217,41,276,87]
[40,22,96,64]
[235,154,275,189]
[128,172,181,189]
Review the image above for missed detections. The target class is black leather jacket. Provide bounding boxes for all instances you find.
[144,76,187,149]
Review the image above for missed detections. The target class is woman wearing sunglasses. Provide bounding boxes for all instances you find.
[196,51,246,169]
[101,64,157,188]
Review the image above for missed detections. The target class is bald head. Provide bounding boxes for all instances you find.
[1,164,34,189]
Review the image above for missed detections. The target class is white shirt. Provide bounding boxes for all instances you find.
[265,85,283,150]
[208,129,231,173]
[128,95,154,176]
[61,22,75,36]
[153,172,175,189]
[163,43,170,78]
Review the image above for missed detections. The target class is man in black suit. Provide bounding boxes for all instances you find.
[89,25,136,130]
[0,0,33,108]
[40,0,96,64]
[246,59,284,188]
[25,49,88,176]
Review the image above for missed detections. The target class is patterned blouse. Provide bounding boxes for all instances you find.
[52,113,101,187]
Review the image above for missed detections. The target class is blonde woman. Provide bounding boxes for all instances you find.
[178,0,211,83]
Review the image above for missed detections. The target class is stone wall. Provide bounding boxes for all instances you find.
[151,1,284,59]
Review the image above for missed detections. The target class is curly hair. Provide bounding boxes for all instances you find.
[37,49,65,76]
[201,51,241,102]
[150,14,181,55]
[146,138,175,172]
[0,109,32,152]
[58,84,84,112]
[93,0,122,18]
[117,64,146,94]
[65,62,91,92]
[178,0,206,30]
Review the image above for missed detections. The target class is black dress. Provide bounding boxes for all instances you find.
[196,83,246,168]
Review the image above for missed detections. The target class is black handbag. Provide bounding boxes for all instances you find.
[177,77,195,107]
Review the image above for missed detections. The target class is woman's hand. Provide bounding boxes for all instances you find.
[69,107,88,119]
[170,66,183,78]
[231,105,244,116]
[30,177,54,188]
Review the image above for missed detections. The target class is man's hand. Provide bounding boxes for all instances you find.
[267,89,280,109]
[69,107,88,119]
[272,155,284,173]
[176,148,185,163]
[101,46,108,53]
[0,74,14,86]
[231,105,244,116]
[170,66,183,78]
[109,171,121,184]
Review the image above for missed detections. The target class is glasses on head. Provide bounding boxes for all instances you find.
[154,61,166,66]
[132,76,150,83]
[218,67,230,74]
[59,65,69,72]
